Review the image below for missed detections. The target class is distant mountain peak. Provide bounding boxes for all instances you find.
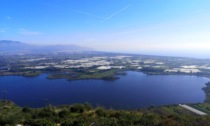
[0,40,93,54]
[0,40,22,44]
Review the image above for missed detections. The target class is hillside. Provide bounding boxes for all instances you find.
[1,100,210,126]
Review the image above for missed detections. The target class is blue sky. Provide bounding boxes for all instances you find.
[0,0,210,58]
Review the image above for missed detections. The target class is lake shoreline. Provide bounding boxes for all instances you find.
[202,82,210,103]
[1,70,209,81]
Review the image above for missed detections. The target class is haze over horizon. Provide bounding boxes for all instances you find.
[0,0,210,58]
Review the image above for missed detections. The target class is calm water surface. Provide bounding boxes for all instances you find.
[0,71,209,109]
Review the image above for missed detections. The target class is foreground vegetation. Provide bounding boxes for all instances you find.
[1,100,210,126]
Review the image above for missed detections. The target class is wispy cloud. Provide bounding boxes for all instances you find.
[73,9,105,19]
[46,3,105,20]
[45,2,130,24]
[74,4,131,23]
[18,29,42,35]
[46,3,105,21]
[100,4,131,23]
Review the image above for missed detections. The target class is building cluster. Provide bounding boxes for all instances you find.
[20,55,210,74]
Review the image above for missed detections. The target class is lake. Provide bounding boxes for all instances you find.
[0,71,209,109]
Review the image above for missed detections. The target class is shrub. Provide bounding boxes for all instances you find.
[70,104,84,113]
[22,106,33,113]
[27,118,54,126]
[59,109,69,118]
[95,107,108,117]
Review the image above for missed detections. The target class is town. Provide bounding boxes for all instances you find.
[1,53,210,80]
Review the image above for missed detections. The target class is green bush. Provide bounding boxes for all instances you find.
[22,106,33,113]
[27,118,54,126]
[95,107,108,117]
[38,107,56,118]
[70,104,84,113]
[84,102,92,111]
[61,119,73,126]
[59,109,70,118]
[61,119,85,126]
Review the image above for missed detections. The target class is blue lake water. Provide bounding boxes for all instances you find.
[0,71,209,109]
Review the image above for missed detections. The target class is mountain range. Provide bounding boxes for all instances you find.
[0,40,92,54]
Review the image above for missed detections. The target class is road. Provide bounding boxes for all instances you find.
[179,104,207,116]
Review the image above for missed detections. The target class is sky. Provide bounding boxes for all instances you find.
[0,0,210,58]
